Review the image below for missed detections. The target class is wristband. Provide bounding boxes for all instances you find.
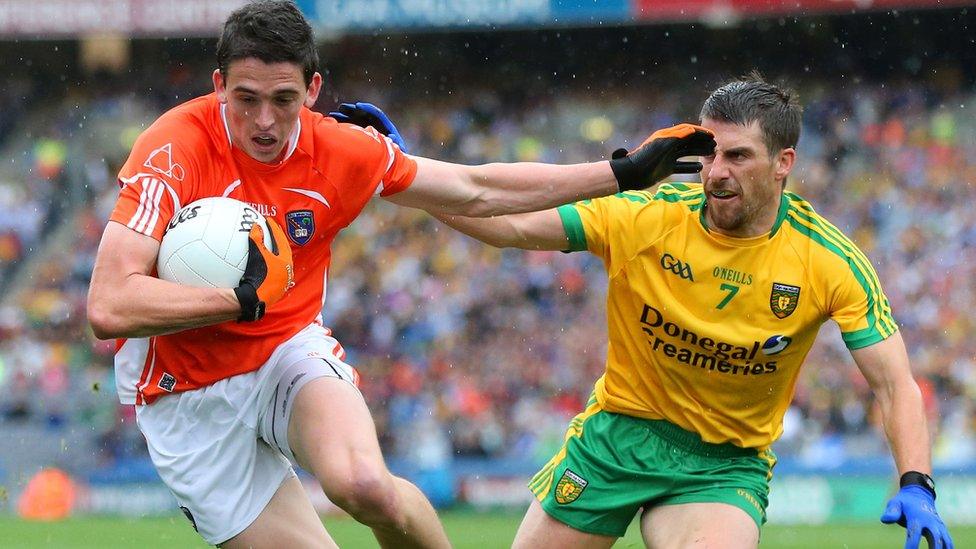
[900,471,936,499]
[233,284,265,322]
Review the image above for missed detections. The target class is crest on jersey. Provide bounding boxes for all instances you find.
[286,210,315,246]
[143,143,185,181]
[770,283,800,319]
[554,469,588,505]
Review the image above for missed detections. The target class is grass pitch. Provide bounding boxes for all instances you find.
[1,511,971,548]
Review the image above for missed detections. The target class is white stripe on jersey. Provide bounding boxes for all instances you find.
[127,177,154,231]
[222,179,242,197]
[134,178,165,234]
[143,181,165,235]
[282,187,330,208]
[374,135,396,196]
[136,336,159,400]
[115,337,150,405]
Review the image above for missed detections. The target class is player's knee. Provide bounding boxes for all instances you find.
[324,466,404,527]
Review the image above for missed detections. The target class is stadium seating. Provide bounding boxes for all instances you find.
[0,28,974,495]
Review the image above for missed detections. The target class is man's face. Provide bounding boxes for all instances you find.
[213,58,321,163]
[699,119,795,237]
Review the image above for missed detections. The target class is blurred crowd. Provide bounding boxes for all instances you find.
[0,34,974,481]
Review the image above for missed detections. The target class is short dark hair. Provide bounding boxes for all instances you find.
[700,71,802,155]
[216,0,319,86]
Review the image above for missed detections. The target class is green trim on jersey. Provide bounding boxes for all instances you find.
[783,193,897,348]
[654,183,706,209]
[768,192,791,238]
[698,191,790,236]
[557,204,587,252]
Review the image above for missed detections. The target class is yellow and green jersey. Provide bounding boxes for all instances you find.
[558,183,897,450]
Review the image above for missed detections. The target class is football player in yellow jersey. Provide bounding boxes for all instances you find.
[417,75,952,549]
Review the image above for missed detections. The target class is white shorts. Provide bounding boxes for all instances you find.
[135,324,358,544]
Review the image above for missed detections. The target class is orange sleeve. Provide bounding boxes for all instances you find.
[377,135,417,197]
[318,121,417,220]
[109,117,202,241]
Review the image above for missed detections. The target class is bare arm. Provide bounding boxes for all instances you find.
[432,208,569,250]
[384,156,617,217]
[87,221,241,339]
[850,331,931,475]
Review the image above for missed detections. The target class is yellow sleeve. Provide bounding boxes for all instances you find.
[557,191,654,266]
[827,249,899,350]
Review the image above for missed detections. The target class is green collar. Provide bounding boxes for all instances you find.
[699,191,789,238]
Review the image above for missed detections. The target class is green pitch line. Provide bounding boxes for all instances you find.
[0,513,973,548]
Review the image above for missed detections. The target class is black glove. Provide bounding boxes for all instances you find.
[610,123,716,191]
[234,219,294,322]
[329,102,409,153]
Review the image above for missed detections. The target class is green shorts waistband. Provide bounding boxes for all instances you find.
[644,418,758,458]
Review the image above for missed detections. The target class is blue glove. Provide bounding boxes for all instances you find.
[328,102,408,153]
[880,485,953,549]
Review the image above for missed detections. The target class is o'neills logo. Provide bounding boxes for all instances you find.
[640,304,778,376]
[246,202,278,217]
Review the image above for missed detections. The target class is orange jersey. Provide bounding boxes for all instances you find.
[109,94,417,405]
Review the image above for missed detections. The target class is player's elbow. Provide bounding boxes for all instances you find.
[446,191,498,218]
[87,300,128,340]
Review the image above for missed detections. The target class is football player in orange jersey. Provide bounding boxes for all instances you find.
[87,1,713,547]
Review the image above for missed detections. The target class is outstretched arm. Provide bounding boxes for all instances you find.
[851,332,953,549]
[390,157,616,218]
[432,208,568,250]
[329,102,713,218]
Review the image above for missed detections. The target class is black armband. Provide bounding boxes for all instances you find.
[900,471,936,499]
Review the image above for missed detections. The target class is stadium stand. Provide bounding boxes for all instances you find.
[0,7,973,518]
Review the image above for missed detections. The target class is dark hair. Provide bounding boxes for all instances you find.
[700,71,802,155]
[216,0,319,86]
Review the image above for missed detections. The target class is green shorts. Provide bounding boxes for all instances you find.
[529,398,777,537]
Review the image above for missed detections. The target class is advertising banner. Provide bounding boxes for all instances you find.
[632,0,975,22]
[298,0,630,32]
[0,0,247,37]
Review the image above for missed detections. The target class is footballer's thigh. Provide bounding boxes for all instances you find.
[286,375,400,517]
[221,473,337,549]
[513,499,616,549]
[641,502,759,549]
[256,327,406,523]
